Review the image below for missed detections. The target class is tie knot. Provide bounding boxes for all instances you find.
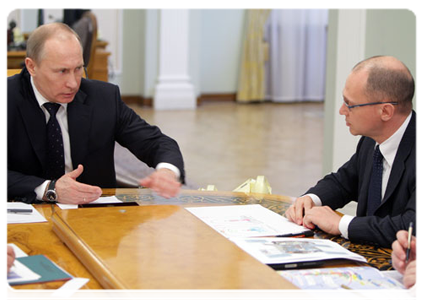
[44,103,61,116]
[373,145,383,161]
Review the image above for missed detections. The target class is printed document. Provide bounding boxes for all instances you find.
[278,266,404,289]
[186,204,311,239]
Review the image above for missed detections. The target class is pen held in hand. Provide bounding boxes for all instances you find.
[405,221,413,264]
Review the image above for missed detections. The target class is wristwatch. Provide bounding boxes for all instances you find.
[45,180,58,202]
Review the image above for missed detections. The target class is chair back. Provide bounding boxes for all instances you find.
[7,69,21,77]
[72,11,98,79]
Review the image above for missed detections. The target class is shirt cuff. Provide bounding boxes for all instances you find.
[156,163,180,180]
[339,215,355,239]
[35,180,49,200]
[305,193,322,206]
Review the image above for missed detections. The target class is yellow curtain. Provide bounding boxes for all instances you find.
[236,9,271,102]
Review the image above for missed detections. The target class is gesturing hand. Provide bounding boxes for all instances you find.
[139,168,181,199]
[55,164,102,204]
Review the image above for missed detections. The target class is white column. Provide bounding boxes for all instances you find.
[331,9,366,171]
[154,9,196,110]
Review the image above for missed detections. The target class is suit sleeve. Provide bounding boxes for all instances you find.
[348,188,415,248]
[8,170,45,203]
[306,137,365,210]
[113,86,186,183]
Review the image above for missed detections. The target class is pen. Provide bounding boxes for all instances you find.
[341,284,372,300]
[275,230,314,238]
[7,208,33,214]
[405,221,413,263]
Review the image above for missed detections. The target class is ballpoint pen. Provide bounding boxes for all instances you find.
[7,208,33,214]
[405,221,413,263]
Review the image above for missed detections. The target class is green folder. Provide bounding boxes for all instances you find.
[9,255,72,286]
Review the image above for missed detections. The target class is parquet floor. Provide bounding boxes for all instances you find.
[128,101,324,198]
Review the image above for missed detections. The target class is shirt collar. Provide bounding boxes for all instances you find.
[378,112,412,168]
[30,76,67,110]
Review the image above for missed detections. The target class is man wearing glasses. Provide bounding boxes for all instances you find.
[285,56,415,248]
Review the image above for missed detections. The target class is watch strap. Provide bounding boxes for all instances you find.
[48,179,57,191]
[45,179,58,202]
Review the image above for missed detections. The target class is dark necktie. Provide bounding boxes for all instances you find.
[44,103,65,179]
[367,145,384,216]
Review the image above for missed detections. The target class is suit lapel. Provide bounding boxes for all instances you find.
[357,139,376,216]
[67,89,92,169]
[18,74,48,170]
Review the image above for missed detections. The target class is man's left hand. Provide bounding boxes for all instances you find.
[302,206,342,235]
[139,168,181,199]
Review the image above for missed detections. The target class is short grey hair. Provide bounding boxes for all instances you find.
[26,22,82,64]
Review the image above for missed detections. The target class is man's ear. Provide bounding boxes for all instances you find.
[380,102,395,121]
[25,57,36,76]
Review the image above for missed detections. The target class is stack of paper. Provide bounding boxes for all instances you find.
[186,204,368,270]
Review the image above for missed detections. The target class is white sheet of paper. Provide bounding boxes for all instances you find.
[57,196,123,210]
[186,204,310,239]
[7,260,41,284]
[7,202,47,224]
[382,270,404,284]
[51,278,90,298]
[8,243,28,258]
[278,266,404,290]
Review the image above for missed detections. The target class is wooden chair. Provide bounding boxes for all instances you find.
[72,11,98,79]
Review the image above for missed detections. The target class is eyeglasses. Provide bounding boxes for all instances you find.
[343,101,398,110]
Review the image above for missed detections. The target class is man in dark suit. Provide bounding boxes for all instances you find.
[285,56,415,248]
[8,23,185,204]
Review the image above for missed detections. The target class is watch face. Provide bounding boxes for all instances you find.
[46,190,57,201]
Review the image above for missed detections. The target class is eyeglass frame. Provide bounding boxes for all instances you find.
[343,100,398,110]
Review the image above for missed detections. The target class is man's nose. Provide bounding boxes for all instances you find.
[339,102,348,115]
[66,73,79,89]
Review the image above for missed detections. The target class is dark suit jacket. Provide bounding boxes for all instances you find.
[8,68,185,203]
[307,112,415,248]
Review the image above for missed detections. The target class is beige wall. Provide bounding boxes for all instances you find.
[365,8,420,114]
[322,9,416,175]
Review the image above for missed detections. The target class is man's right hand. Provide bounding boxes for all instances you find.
[391,230,416,275]
[284,195,315,225]
[55,164,102,204]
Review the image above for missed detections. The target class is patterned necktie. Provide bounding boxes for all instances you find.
[44,103,65,179]
[367,145,384,216]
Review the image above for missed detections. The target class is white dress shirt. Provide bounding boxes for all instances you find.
[307,112,412,239]
[30,77,180,200]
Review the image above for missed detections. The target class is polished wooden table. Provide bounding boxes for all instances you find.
[8,189,393,290]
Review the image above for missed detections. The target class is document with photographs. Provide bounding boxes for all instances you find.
[232,237,368,270]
